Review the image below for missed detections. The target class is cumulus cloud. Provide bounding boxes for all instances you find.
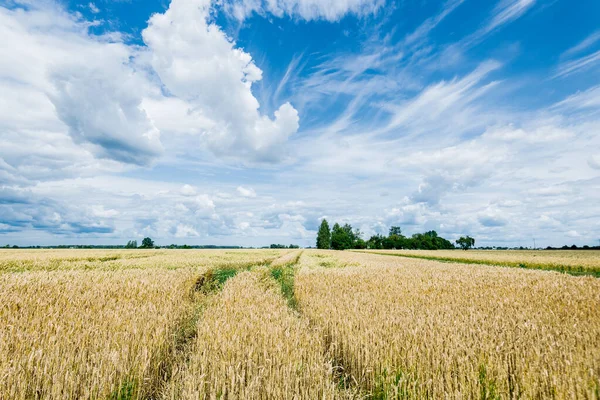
[237,186,257,198]
[1,0,599,249]
[49,65,162,166]
[142,0,299,162]
[0,187,115,236]
[1,0,301,178]
[477,208,508,227]
[181,185,197,196]
[0,2,163,173]
[386,203,427,226]
[174,224,200,238]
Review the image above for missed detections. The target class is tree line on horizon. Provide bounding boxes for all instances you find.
[316,219,475,250]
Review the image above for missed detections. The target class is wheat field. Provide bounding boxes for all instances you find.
[1,248,599,399]
[361,249,600,275]
[0,250,283,399]
[164,269,338,399]
[297,251,600,398]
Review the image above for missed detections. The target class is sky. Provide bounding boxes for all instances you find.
[0,0,599,248]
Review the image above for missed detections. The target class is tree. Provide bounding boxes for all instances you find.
[331,223,354,250]
[389,226,402,236]
[316,219,331,249]
[367,234,385,249]
[125,240,138,249]
[354,238,367,249]
[456,236,475,250]
[387,226,405,249]
[140,237,155,249]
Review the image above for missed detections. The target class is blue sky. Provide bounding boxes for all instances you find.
[0,0,599,247]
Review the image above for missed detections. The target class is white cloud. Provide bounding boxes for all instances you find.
[1,0,599,249]
[88,3,100,14]
[528,186,573,197]
[91,206,119,218]
[403,0,465,47]
[181,184,197,196]
[485,0,535,34]
[237,186,257,198]
[2,0,302,176]
[382,60,502,137]
[49,64,163,166]
[0,3,162,167]
[483,123,574,144]
[440,0,536,52]
[175,224,200,238]
[553,50,600,79]
[477,209,508,227]
[224,0,384,21]
[589,155,600,170]
[553,84,600,111]
[562,30,600,59]
[238,221,251,230]
[142,0,299,163]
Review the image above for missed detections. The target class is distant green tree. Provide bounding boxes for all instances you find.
[387,235,405,249]
[289,244,300,249]
[125,240,138,249]
[389,226,402,236]
[456,236,475,250]
[316,219,331,249]
[367,234,385,249]
[140,237,155,249]
[331,223,355,250]
[354,238,367,249]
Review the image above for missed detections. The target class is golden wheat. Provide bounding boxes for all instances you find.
[3,248,599,399]
[0,269,198,399]
[164,270,337,399]
[296,250,600,398]
[361,249,600,273]
[0,249,285,399]
[0,249,284,273]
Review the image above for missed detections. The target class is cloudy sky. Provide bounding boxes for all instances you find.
[1,0,599,247]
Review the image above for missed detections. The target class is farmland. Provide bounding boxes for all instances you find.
[1,249,599,399]
[360,249,600,276]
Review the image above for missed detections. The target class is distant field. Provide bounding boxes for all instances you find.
[1,249,599,399]
[359,249,600,276]
[0,249,280,273]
